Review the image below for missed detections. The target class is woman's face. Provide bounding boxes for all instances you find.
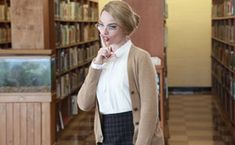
[97,11,126,47]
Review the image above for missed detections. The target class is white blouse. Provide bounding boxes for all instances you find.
[93,40,132,114]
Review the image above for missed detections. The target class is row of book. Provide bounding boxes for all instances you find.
[57,94,79,132]
[212,63,235,123]
[212,103,235,144]
[0,26,11,43]
[212,76,235,123]
[54,0,98,21]
[56,66,89,99]
[55,23,98,47]
[56,42,99,74]
[212,0,235,136]
[212,40,235,70]
[0,4,10,21]
[212,0,235,17]
[212,60,235,122]
[212,20,235,43]
[212,60,235,96]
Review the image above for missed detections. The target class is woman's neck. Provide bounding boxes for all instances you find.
[111,38,129,52]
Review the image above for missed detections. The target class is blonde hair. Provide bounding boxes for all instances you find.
[101,1,140,35]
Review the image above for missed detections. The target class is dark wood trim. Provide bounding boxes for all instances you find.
[43,0,55,52]
[168,87,212,94]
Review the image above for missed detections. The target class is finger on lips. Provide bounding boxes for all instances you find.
[100,35,108,48]
[99,35,115,59]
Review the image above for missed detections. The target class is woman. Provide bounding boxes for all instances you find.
[77,1,162,145]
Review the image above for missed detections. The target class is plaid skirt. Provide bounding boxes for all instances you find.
[98,111,134,145]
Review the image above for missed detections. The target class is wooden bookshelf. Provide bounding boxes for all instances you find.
[0,0,11,49]
[212,0,235,141]
[54,0,99,132]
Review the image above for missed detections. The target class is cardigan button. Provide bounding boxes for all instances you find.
[131,91,135,94]
[135,122,139,125]
[134,108,138,111]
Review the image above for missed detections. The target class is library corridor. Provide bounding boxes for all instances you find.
[56,94,233,145]
[1,0,235,145]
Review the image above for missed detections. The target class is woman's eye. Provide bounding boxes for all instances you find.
[109,25,117,30]
[98,24,104,27]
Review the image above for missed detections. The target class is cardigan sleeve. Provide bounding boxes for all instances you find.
[135,52,158,145]
[77,67,102,111]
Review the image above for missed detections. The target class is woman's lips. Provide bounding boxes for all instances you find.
[102,36,110,42]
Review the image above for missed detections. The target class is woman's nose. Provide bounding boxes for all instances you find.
[100,27,109,35]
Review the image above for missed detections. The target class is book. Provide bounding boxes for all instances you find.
[58,110,64,130]
[71,95,78,115]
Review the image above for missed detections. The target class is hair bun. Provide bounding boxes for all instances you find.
[134,13,140,28]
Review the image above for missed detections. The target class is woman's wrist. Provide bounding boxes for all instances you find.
[93,56,103,64]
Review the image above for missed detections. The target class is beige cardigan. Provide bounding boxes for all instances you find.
[77,45,159,145]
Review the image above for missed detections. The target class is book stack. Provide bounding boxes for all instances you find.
[55,23,79,47]
[54,0,98,21]
[0,2,11,48]
[212,40,235,70]
[56,41,99,75]
[55,0,82,20]
[0,26,10,43]
[56,66,89,99]
[212,0,235,17]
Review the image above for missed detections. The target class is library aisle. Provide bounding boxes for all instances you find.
[56,94,233,145]
[168,95,232,145]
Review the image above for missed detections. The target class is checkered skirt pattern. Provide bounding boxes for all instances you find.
[99,111,134,145]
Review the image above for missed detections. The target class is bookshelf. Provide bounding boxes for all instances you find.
[0,0,11,49]
[54,0,99,131]
[212,0,235,142]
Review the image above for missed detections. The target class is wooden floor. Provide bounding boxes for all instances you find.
[168,94,234,145]
[56,94,234,145]
[56,110,96,145]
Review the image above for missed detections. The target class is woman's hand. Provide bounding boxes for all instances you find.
[93,36,114,64]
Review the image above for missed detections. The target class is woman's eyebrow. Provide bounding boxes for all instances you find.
[107,23,118,25]
[98,21,118,25]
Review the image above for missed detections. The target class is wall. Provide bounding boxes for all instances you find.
[124,0,164,57]
[99,0,116,13]
[167,0,211,87]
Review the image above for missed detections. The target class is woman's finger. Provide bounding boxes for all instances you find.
[100,35,107,48]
